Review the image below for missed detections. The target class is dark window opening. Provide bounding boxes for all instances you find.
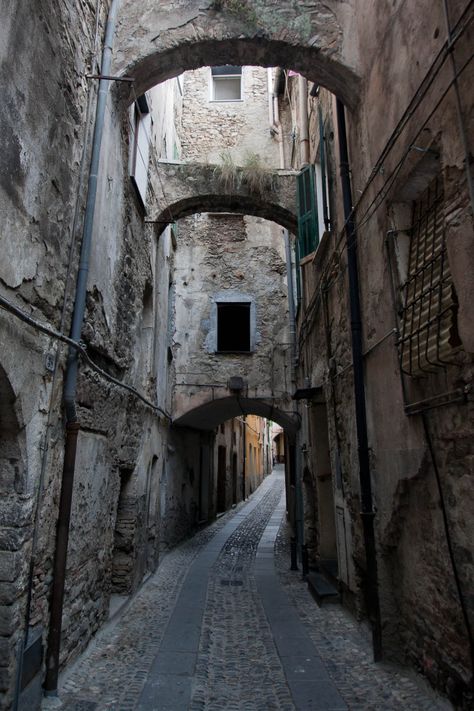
[217,302,251,352]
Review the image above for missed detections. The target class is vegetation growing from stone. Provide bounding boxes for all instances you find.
[213,150,274,196]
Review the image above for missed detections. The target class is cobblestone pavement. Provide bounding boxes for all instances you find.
[189,479,294,711]
[274,519,452,711]
[45,468,451,711]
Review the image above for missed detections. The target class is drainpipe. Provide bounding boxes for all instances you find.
[242,416,247,500]
[335,98,382,662]
[44,0,121,695]
[284,229,297,382]
[298,75,310,166]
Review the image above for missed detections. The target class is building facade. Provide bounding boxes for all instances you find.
[0,1,472,709]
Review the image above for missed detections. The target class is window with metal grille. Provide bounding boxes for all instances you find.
[400,177,461,376]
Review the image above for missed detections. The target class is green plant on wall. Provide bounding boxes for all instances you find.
[214,150,240,192]
[241,152,274,195]
[213,150,273,196]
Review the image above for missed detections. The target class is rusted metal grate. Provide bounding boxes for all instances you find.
[400,176,461,376]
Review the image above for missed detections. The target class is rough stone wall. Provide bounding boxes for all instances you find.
[171,213,292,419]
[181,66,277,166]
[114,0,360,108]
[0,1,112,706]
[282,1,474,706]
[351,3,474,704]
[0,1,197,700]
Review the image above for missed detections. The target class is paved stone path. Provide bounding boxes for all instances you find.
[47,467,451,711]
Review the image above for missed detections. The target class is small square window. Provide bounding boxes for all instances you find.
[211,66,242,102]
[217,302,251,352]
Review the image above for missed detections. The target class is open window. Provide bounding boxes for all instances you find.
[217,302,251,352]
[129,93,152,209]
[296,164,319,259]
[211,66,242,102]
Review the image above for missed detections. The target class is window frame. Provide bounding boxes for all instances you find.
[210,66,243,103]
[212,296,255,354]
[129,93,152,210]
[296,164,319,259]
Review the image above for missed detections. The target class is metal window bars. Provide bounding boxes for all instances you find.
[400,176,461,376]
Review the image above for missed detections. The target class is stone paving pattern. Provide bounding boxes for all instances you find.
[46,469,451,710]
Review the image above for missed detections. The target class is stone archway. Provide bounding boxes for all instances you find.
[173,395,299,436]
[150,162,298,235]
[114,1,361,108]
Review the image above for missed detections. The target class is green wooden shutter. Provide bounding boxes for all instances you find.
[297,165,319,258]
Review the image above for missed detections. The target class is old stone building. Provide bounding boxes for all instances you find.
[0,1,473,709]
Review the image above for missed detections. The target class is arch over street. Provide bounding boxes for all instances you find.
[114,2,361,108]
[150,162,298,235]
[173,395,299,437]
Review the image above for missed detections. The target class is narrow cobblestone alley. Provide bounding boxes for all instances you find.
[45,468,450,711]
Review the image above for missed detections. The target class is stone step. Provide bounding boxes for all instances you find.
[307,571,340,606]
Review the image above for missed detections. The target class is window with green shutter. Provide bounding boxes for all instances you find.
[297,165,319,258]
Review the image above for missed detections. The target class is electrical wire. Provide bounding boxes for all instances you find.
[0,294,171,420]
[308,5,474,290]
[355,49,474,233]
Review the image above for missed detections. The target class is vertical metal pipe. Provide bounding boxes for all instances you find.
[63,0,121,420]
[335,99,382,662]
[44,0,121,696]
[298,75,310,166]
[284,229,297,381]
[242,416,246,501]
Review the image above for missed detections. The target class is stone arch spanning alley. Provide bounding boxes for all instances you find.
[151,163,298,236]
[114,1,361,108]
[173,395,299,438]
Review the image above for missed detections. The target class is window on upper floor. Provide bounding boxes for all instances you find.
[217,302,251,352]
[210,66,243,102]
[399,175,462,376]
[296,164,319,260]
[129,93,152,209]
[315,105,331,236]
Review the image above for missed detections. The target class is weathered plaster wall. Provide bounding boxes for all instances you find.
[0,1,112,706]
[0,2,197,701]
[350,3,474,704]
[282,1,474,705]
[171,213,292,420]
[181,66,276,165]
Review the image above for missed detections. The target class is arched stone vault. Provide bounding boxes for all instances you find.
[114,1,361,109]
[149,162,298,235]
[173,395,299,437]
